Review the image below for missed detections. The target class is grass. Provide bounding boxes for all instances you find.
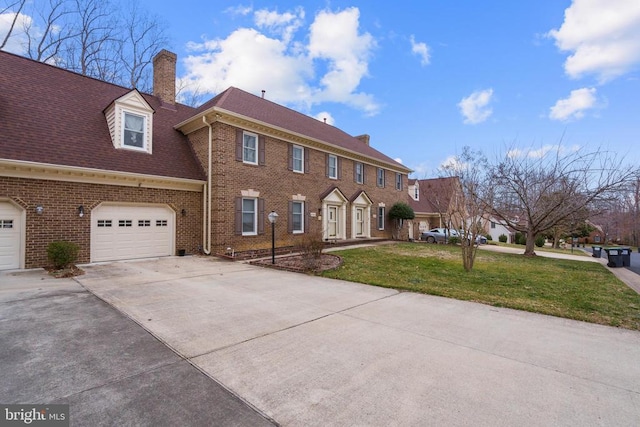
[322,243,640,330]
[493,241,591,256]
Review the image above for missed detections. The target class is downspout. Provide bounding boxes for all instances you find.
[201,116,213,255]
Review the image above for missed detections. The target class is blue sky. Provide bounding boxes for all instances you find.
[4,0,639,176]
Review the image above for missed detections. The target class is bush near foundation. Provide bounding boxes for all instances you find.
[47,241,79,269]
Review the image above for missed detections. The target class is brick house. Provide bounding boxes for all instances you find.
[407,177,462,240]
[0,50,411,270]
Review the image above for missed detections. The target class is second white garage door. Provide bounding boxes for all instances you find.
[91,204,175,263]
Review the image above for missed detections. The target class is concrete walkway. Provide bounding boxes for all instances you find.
[73,256,640,426]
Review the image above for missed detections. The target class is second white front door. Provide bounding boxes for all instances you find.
[328,206,338,238]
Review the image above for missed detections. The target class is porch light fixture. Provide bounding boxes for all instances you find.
[35,205,44,215]
[78,205,85,217]
[181,208,187,216]
[267,211,279,264]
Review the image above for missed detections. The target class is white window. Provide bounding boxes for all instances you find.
[377,168,385,188]
[292,201,304,233]
[97,220,112,227]
[119,220,132,227]
[378,207,385,230]
[328,155,338,179]
[243,132,258,164]
[242,198,257,235]
[156,220,168,227]
[414,186,419,200]
[396,173,403,190]
[292,145,304,173]
[123,112,146,149]
[491,222,496,229]
[138,220,151,227]
[355,162,364,184]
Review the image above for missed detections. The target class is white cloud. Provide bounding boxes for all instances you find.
[549,87,597,121]
[439,155,467,173]
[394,157,403,164]
[225,5,253,17]
[180,7,379,115]
[314,111,335,125]
[410,35,430,66]
[458,89,494,124]
[547,0,640,82]
[0,12,33,55]
[254,7,304,44]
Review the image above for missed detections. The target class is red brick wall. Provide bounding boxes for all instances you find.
[0,177,202,268]
[188,122,409,254]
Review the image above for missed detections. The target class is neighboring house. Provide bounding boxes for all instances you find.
[0,50,411,270]
[482,216,515,243]
[407,177,462,240]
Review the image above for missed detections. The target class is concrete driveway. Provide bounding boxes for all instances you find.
[73,256,640,426]
[0,269,274,426]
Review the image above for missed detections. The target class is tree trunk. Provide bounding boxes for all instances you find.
[524,233,536,256]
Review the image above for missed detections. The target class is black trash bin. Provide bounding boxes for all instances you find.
[592,246,602,258]
[604,248,623,268]
[620,248,631,267]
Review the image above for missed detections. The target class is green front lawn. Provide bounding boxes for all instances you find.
[322,243,640,330]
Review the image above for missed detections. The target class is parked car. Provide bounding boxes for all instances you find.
[420,228,487,245]
[420,228,460,243]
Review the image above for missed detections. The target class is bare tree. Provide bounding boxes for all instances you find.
[118,1,170,91]
[440,147,491,272]
[2,0,169,91]
[23,0,75,63]
[0,0,27,50]
[489,146,633,256]
[61,0,120,80]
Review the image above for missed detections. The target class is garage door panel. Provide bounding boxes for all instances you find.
[0,203,21,270]
[91,205,174,263]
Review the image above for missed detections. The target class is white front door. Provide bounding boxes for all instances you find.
[91,204,174,262]
[0,201,22,270]
[356,207,364,237]
[328,206,338,238]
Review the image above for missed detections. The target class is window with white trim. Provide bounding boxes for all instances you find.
[377,168,385,188]
[156,220,167,227]
[378,207,385,230]
[328,154,338,179]
[395,173,403,190]
[242,198,258,235]
[138,220,151,227]
[414,186,419,200]
[122,112,146,149]
[97,220,112,227]
[292,201,304,233]
[119,220,132,227]
[292,145,304,173]
[243,132,258,164]
[355,162,364,184]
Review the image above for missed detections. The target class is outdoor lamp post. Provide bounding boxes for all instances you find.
[268,211,278,264]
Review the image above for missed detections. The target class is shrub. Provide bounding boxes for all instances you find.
[498,234,508,243]
[535,235,546,247]
[448,236,460,245]
[298,230,324,271]
[486,234,493,241]
[47,241,79,269]
[515,232,526,245]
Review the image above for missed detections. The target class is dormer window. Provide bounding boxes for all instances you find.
[104,89,154,154]
[123,112,146,149]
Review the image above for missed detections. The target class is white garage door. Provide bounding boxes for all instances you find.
[0,201,22,270]
[91,204,175,262]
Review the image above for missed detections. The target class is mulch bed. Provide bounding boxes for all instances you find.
[46,265,85,278]
[250,253,342,273]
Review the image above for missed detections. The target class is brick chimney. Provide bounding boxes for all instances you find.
[355,134,370,146]
[153,49,177,106]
